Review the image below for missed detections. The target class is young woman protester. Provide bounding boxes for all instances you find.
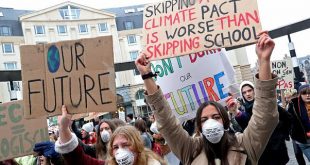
[135,31,279,165]
[54,106,166,165]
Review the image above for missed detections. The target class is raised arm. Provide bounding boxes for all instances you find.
[135,55,201,164]
[55,106,104,165]
[238,32,279,164]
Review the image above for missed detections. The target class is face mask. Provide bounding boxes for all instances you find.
[100,130,110,143]
[115,148,135,165]
[202,119,224,144]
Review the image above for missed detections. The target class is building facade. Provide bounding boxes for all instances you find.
[0,7,30,102]
[0,2,253,118]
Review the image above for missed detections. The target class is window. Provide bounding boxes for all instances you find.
[124,9,135,13]
[2,43,14,53]
[124,21,134,30]
[34,25,45,35]
[57,25,67,34]
[0,26,12,36]
[59,5,80,20]
[130,51,140,75]
[98,23,108,32]
[4,62,17,70]
[135,90,145,100]
[127,35,136,44]
[137,8,144,12]
[0,12,3,17]
[7,81,21,91]
[130,51,139,61]
[79,24,88,33]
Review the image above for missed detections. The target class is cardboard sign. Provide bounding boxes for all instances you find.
[271,59,294,89]
[0,101,49,161]
[151,49,235,122]
[21,36,117,119]
[143,0,262,60]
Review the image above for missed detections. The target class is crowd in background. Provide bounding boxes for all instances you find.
[1,32,310,165]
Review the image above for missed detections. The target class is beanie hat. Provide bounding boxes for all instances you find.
[239,81,255,101]
[298,84,310,93]
[82,122,94,133]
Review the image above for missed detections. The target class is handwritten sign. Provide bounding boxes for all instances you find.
[151,49,235,122]
[20,36,117,119]
[271,59,294,89]
[0,101,49,161]
[143,0,261,60]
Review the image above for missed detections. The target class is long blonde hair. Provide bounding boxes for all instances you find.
[108,125,166,165]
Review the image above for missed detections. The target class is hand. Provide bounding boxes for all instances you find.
[58,105,73,144]
[307,132,310,138]
[135,53,152,75]
[58,105,72,130]
[33,141,59,158]
[225,96,238,115]
[255,31,275,62]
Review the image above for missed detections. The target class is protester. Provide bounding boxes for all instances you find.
[111,118,126,128]
[134,119,153,149]
[136,31,279,164]
[55,106,167,165]
[78,120,117,160]
[33,141,64,165]
[288,84,310,162]
[81,122,96,145]
[226,80,291,165]
[95,120,116,160]
[126,114,135,125]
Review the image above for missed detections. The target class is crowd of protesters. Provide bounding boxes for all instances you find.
[2,32,310,165]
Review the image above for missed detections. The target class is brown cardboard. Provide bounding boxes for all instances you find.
[142,0,262,60]
[21,36,116,119]
[0,101,49,161]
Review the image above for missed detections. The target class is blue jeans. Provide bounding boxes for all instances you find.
[296,141,310,161]
[293,140,306,165]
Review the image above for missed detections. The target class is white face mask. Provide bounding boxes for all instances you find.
[100,130,110,143]
[202,119,224,144]
[115,148,135,165]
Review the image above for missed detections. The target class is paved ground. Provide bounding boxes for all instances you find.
[286,140,310,165]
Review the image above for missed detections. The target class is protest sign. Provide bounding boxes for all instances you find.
[0,101,49,161]
[142,0,262,60]
[21,36,117,119]
[271,59,294,89]
[151,49,235,122]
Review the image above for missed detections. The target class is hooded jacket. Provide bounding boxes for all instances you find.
[236,81,291,165]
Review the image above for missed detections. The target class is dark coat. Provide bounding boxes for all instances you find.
[235,104,291,165]
[288,97,309,143]
[63,145,105,165]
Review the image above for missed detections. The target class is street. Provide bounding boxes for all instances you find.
[287,140,310,165]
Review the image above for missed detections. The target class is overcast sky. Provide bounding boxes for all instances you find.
[1,0,310,66]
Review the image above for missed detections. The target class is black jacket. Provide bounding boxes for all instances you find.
[235,103,291,165]
[288,97,309,143]
[258,105,292,165]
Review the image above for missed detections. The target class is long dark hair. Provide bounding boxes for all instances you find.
[196,101,238,165]
[95,119,116,160]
